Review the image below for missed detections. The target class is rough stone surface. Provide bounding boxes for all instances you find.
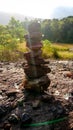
[0,60,73,130]
[23,64,51,79]
[23,75,50,92]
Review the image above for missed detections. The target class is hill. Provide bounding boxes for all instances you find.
[0,7,73,25]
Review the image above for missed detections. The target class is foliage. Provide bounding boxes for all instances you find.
[52,44,69,51]
[58,51,73,59]
[52,48,60,59]
[42,40,73,59]
[42,40,53,58]
[42,40,60,59]
[42,39,51,46]
[0,42,27,61]
[7,17,26,42]
[41,16,73,43]
[0,41,73,61]
[0,29,18,51]
[0,17,27,61]
[0,17,73,61]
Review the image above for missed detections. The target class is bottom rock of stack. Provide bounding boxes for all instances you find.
[23,75,50,92]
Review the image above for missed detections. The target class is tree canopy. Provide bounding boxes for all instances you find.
[0,16,73,45]
[41,16,73,43]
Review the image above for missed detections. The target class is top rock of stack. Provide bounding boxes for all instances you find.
[28,22,41,33]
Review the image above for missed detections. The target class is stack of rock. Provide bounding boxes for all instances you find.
[23,22,51,92]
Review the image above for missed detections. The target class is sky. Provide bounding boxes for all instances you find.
[0,0,73,18]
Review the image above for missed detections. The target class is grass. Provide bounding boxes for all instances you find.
[0,41,29,61]
[0,41,73,61]
[42,41,73,59]
[52,44,69,51]
[58,51,73,59]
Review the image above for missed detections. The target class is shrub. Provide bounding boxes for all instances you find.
[52,48,60,59]
[42,39,53,58]
[42,39,52,46]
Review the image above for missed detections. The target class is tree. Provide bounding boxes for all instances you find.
[0,23,18,48]
[7,17,26,42]
[41,19,53,41]
[51,19,60,42]
[60,17,73,43]
[41,16,73,43]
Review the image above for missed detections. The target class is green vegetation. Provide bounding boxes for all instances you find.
[0,17,27,61]
[0,17,73,61]
[41,16,73,43]
[0,40,73,61]
[42,40,73,59]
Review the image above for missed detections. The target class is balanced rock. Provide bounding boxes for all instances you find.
[23,21,51,92]
[24,75,50,92]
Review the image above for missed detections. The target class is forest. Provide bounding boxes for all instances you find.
[0,16,73,45]
[41,16,73,43]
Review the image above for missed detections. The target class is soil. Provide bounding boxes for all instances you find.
[0,60,73,130]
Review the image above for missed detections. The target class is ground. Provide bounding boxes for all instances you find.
[0,60,73,130]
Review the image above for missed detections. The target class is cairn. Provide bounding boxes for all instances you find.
[23,22,51,92]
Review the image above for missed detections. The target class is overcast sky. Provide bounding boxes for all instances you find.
[0,0,73,18]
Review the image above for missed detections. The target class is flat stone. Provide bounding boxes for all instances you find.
[17,97,24,106]
[6,89,19,96]
[8,113,19,124]
[64,71,73,79]
[20,113,32,127]
[2,88,7,92]
[0,95,3,99]
[24,47,42,60]
[23,64,51,79]
[24,75,50,92]
[0,90,2,94]
[41,94,53,103]
[24,56,50,66]
[28,22,41,33]
[0,68,3,72]
[32,99,41,109]
[29,32,42,39]
[29,42,43,50]
[3,122,11,130]
[32,50,42,57]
